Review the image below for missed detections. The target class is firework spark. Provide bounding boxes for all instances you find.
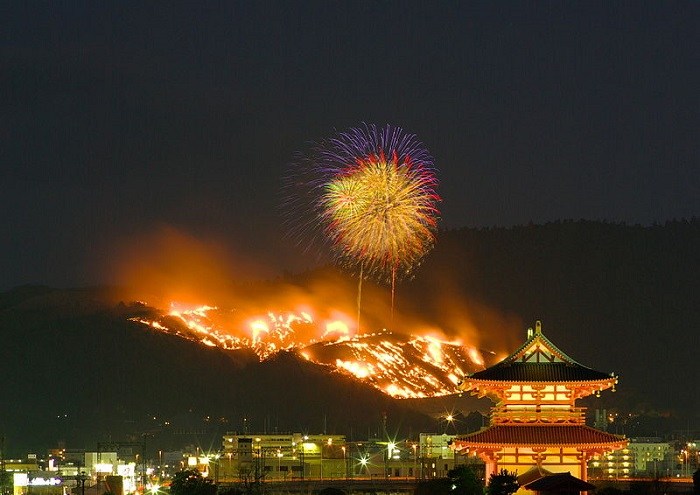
[322,149,439,281]
[284,124,440,283]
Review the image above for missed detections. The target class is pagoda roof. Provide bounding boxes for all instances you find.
[470,362,611,382]
[524,472,596,492]
[517,466,553,486]
[467,322,614,384]
[454,424,626,448]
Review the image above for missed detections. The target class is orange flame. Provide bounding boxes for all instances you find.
[129,302,490,398]
[110,226,522,399]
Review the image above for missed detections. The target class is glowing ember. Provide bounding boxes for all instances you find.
[129,302,485,398]
[322,320,350,339]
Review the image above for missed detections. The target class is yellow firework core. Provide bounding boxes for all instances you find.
[322,155,438,279]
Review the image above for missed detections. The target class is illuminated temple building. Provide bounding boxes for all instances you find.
[452,321,627,483]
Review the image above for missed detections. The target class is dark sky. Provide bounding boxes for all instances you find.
[2,1,698,289]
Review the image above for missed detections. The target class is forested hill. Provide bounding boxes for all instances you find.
[407,219,700,417]
[1,220,698,454]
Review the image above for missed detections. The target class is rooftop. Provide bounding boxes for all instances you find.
[454,424,626,448]
[465,321,615,385]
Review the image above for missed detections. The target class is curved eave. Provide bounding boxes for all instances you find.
[453,426,628,451]
[461,377,618,396]
[467,363,615,383]
[453,439,628,450]
[462,377,617,388]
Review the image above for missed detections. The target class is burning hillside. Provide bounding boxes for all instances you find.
[129,302,487,399]
[108,227,513,399]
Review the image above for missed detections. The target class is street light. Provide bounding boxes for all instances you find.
[75,472,88,495]
[298,441,305,481]
[254,438,261,482]
[214,453,220,484]
[342,446,347,480]
[687,443,696,477]
[135,455,142,492]
[359,454,369,476]
[276,450,283,480]
[412,443,418,479]
[443,413,456,434]
[681,449,688,478]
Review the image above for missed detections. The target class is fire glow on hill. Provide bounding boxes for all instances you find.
[109,228,513,399]
[130,303,486,399]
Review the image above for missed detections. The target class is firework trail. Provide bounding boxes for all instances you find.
[283,124,440,323]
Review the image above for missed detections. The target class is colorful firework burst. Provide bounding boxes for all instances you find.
[322,149,439,280]
[284,124,440,283]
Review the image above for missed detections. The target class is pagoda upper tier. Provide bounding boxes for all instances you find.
[453,321,626,483]
[460,321,618,406]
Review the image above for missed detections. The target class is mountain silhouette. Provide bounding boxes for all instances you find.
[2,220,698,454]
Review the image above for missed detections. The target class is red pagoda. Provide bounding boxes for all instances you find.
[452,321,627,482]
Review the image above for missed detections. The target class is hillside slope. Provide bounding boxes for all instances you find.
[0,287,436,454]
[2,220,698,453]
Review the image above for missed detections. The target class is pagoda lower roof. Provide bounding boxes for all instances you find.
[454,424,626,448]
[525,472,596,492]
[467,362,612,383]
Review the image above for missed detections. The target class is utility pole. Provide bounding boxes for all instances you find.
[76,472,88,495]
[142,434,148,492]
[1,436,7,495]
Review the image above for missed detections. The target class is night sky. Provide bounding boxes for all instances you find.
[2,1,698,289]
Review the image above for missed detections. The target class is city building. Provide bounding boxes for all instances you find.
[588,438,684,479]
[418,434,460,479]
[627,438,672,476]
[452,321,627,483]
[220,433,347,481]
[589,445,634,480]
[219,432,462,482]
[84,452,118,476]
